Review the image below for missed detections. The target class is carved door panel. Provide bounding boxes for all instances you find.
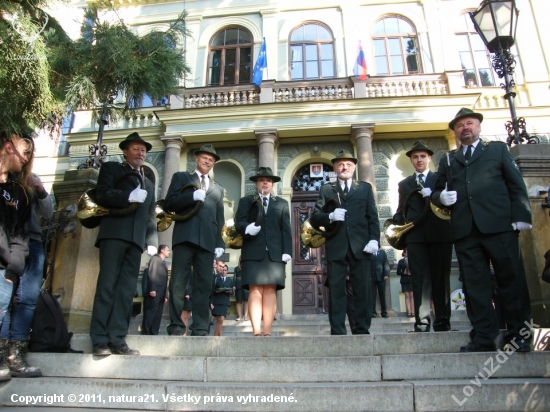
[291,193,327,314]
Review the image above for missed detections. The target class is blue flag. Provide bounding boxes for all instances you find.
[252,38,267,87]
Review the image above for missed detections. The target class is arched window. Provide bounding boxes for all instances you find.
[289,23,335,80]
[372,16,421,75]
[208,27,253,86]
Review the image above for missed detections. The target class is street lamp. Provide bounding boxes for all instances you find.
[470,0,538,146]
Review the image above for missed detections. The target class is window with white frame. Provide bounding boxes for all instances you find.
[289,22,335,80]
[372,16,421,76]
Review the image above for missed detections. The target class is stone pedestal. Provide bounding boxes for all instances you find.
[51,169,101,333]
[511,144,550,327]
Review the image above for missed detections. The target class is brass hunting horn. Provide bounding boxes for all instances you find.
[300,198,341,248]
[156,183,203,232]
[77,167,145,229]
[384,188,430,250]
[222,195,264,249]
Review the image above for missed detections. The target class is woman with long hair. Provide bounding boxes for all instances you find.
[0,132,33,381]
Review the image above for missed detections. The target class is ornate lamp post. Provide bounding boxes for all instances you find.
[470,0,538,146]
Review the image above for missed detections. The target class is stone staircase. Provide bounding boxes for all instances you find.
[0,313,548,411]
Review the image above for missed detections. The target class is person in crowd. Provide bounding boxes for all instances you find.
[141,244,170,335]
[234,256,249,321]
[310,150,380,335]
[236,167,291,336]
[165,144,225,336]
[370,248,390,318]
[211,263,234,336]
[393,140,453,331]
[432,108,532,352]
[0,171,52,377]
[90,132,158,356]
[396,249,414,317]
[0,132,34,380]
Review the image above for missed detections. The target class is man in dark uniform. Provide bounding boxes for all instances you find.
[164,144,225,336]
[370,248,390,318]
[310,150,380,335]
[142,244,170,335]
[432,108,532,352]
[393,140,452,332]
[91,132,158,356]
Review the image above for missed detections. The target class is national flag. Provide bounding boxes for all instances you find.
[252,37,267,87]
[353,42,368,80]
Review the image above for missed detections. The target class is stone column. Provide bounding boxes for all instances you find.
[158,136,186,247]
[255,130,278,171]
[51,169,101,333]
[351,123,376,190]
[510,144,550,327]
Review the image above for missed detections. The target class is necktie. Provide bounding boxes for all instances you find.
[343,182,349,195]
[418,174,425,186]
[465,145,472,161]
[200,174,206,191]
[263,196,268,213]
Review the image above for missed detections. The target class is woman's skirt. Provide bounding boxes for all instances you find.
[182,297,192,312]
[242,255,285,291]
[212,303,229,317]
[235,288,249,302]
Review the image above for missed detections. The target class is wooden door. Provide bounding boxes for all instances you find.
[291,192,327,314]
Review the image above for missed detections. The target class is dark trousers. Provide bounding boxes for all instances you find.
[168,242,214,336]
[370,280,387,316]
[455,226,531,346]
[90,239,141,346]
[142,295,164,335]
[407,241,452,332]
[327,247,371,335]
[346,279,357,333]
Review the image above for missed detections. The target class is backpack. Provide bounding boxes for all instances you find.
[29,292,76,353]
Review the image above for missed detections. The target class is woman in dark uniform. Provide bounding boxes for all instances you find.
[234,257,249,321]
[396,249,414,317]
[235,167,292,336]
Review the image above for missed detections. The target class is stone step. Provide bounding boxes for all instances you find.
[69,332,477,357]
[1,378,548,411]
[25,350,549,382]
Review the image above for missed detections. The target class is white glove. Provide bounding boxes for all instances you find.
[329,208,347,222]
[363,240,379,254]
[245,223,261,236]
[420,187,432,198]
[129,184,147,203]
[440,184,457,206]
[282,254,292,263]
[193,189,206,202]
[512,222,532,231]
[215,248,224,258]
[147,245,157,256]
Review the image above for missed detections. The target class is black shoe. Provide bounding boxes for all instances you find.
[382,313,388,318]
[501,339,532,353]
[109,343,140,355]
[92,343,111,356]
[460,341,496,353]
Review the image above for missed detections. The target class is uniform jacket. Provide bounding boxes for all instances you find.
[211,275,234,306]
[164,171,225,252]
[310,180,380,261]
[145,254,168,300]
[235,194,292,262]
[432,140,531,241]
[393,171,452,243]
[371,249,390,282]
[95,161,158,250]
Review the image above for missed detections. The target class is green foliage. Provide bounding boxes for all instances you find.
[55,3,191,120]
